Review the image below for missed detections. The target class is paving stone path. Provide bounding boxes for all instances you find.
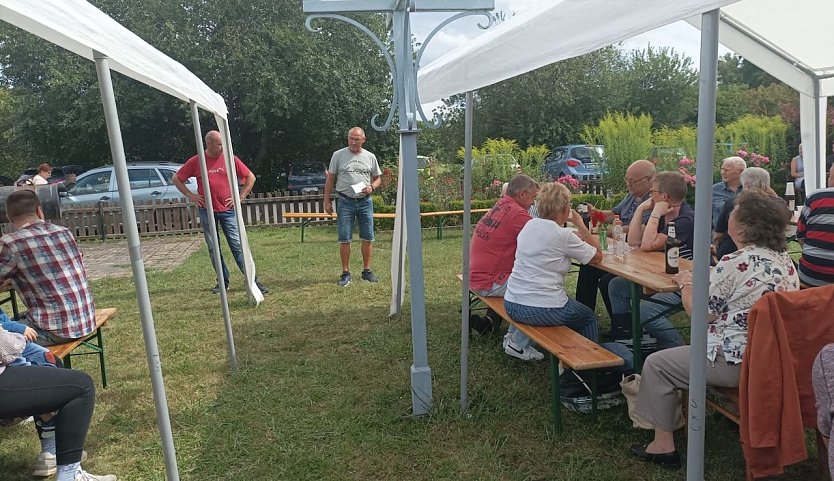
[79,235,204,281]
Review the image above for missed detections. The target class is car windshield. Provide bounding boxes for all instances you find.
[292,164,323,176]
[571,146,603,163]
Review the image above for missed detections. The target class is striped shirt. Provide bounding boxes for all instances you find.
[797,188,834,286]
[0,220,95,339]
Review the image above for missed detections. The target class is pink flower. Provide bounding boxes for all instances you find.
[737,149,749,158]
[678,157,694,166]
[556,175,580,192]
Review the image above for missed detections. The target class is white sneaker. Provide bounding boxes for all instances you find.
[502,333,511,350]
[75,469,117,481]
[504,340,544,361]
[34,450,88,477]
[33,452,56,477]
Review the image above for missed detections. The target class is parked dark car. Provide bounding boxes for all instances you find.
[542,144,605,181]
[287,162,326,195]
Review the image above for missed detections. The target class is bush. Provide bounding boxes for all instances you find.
[716,114,789,186]
[582,113,654,194]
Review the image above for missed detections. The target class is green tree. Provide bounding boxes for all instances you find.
[0,0,398,190]
[460,47,627,150]
[622,46,698,128]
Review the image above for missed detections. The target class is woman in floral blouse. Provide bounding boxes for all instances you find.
[629,191,799,469]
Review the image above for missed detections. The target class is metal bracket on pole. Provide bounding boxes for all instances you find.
[304,0,494,417]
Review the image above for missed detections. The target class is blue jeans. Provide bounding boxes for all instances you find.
[608,276,684,348]
[336,195,374,243]
[8,342,57,367]
[473,283,532,350]
[503,298,599,349]
[198,208,258,286]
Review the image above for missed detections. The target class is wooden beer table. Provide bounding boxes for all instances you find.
[594,248,692,371]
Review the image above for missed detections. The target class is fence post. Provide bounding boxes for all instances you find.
[97,200,107,241]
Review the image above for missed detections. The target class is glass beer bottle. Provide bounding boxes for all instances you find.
[665,221,681,274]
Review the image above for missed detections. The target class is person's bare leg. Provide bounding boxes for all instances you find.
[645,428,676,453]
[361,240,373,270]
[339,243,351,272]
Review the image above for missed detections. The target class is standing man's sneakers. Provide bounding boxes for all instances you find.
[339,272,351,287]
[361,269,379,283]
[211,283,229,294]
[256,281,270,294]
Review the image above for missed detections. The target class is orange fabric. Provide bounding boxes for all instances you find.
[740,285,834,478]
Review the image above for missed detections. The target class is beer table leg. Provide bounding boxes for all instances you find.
[630,281,643,372]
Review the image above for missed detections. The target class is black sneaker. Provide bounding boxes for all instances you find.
[256,281,269,294]
[361,269,379,283]
[211,283,229,294]
[338,271,351,287]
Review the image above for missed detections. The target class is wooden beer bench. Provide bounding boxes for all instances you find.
[48,308,117,387]
[458,275,623,432]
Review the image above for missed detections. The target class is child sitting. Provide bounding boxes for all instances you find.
[0,308,57,367]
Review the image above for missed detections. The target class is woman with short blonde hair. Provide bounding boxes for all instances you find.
[502,182,605,358]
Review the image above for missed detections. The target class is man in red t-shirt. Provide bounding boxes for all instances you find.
[172,130,268,295]
[469,174,540,360]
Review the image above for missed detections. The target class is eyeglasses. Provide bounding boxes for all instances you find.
[649,189,661,194]
[625,175,651,186]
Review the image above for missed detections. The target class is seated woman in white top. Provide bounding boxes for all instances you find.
[503,182,603,359]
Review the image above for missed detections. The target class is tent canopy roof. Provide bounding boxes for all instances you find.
[691,0,834,97]
[418,0,834,102]
[0,0,227,117]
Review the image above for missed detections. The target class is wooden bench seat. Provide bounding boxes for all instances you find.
[47,308,116,387]
[460,275,623,432]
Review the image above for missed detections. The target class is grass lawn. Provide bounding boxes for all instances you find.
[0,227,824,480]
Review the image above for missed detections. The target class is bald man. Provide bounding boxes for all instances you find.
[323,127,382,287]
[173,130,268,295]
[575,159,656,321]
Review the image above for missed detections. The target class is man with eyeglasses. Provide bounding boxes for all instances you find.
[575,159,655,316]
[712,156,746,230]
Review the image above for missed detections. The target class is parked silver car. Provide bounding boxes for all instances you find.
[60,163,196,207]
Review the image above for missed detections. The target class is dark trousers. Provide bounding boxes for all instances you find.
[0,366,95,465]
[575,264,615,318]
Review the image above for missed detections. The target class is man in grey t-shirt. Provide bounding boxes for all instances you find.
[323,127,382,287]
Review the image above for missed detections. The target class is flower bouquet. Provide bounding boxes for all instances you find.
[590,210,609,250]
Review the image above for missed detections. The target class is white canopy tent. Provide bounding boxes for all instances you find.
[688,0,834,195]
[0,1,263,479]
[418,0,832,479]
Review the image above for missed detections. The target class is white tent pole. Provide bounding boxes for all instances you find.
[190,101,238,372]
[687,9,719,481]
[93,51,181,481]
[216,119,262,305]
[460,91,474,414]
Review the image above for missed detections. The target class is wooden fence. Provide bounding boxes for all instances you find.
[1,187,611,240]
[0,192,333,240]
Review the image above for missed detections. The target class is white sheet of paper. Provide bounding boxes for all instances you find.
[351,182,367,194]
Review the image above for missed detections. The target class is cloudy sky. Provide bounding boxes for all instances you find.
[410,0,731,108]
